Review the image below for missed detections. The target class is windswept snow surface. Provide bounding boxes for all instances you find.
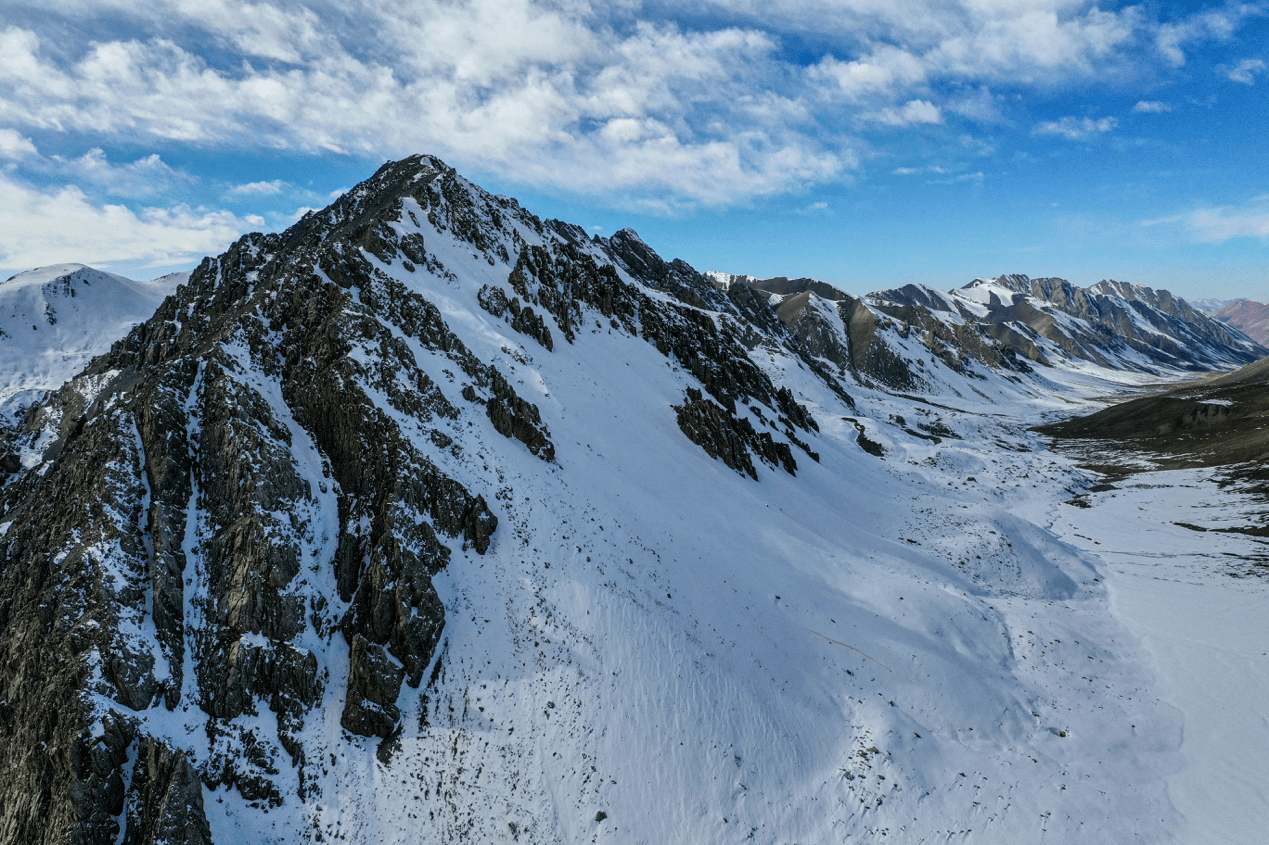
[0,264,181,422]
[1038,467,1269,845]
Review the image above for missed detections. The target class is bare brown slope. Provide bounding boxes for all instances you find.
[1214,299,1269,346]
[1037,354,1269,474]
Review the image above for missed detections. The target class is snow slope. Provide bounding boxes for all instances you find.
[1038,466,1269,845]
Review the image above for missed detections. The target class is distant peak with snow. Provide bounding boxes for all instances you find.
[0,263,183,422]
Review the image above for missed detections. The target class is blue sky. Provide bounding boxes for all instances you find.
[1,0,1266,301]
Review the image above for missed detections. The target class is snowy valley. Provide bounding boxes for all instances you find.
[0,156,1267,845]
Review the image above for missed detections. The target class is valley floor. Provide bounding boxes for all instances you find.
[1038,466,1269,845]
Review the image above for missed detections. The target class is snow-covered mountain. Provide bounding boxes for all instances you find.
[1,156,1265,845]
[1190,296,1235,313]
[878,274,1258,374]
[725,272,1263,398]
[0,264,184,424]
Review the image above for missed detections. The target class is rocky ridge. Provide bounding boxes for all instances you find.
[726,272,1264,393]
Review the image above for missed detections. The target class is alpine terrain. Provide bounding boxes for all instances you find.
[2,155,1268,845]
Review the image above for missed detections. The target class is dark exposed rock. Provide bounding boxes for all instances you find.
[485,369,555,461]
[674,387,798,479]
[463,495,498,555]
[844,418,886,457]
[120,738,213,845]
[478,284,554,351]
[341,634,407,738]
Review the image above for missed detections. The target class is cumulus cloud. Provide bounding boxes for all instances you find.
[1034,115,1118,140]
[0,0,1260,264]
[52,148,189,198]
[228,179,288,196]
[1132,100,1171,113]
[808,46,927,102]
[0,169,252,270]
[0,0,1253,214]
[1228,58,1267,83]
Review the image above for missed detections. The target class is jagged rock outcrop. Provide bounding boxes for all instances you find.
[673,387,798,479]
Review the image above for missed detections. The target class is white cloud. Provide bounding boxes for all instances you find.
[1132,100,1171,113]
[1150,196,1269,242]
[945,86,1006,123]
[0,170,251,270]
[1228,58,1267,84]
[0,0,1245,214]
[55,148,187,198]
[0,0,1260,228]
[0,128,36,159]
[228,179,288,196]
[929,6,1138,83]
[869,99,943,126]
[1155,2,1264,67]
[808,46,927,102]
[1034,115,1118,140]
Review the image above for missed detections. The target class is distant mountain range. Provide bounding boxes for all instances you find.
[718,272,1264,395]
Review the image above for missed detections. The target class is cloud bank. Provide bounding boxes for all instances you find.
[0,0,1265,270]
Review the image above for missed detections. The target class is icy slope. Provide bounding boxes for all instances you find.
[0,264,182,422]
[0,155,1237,845]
